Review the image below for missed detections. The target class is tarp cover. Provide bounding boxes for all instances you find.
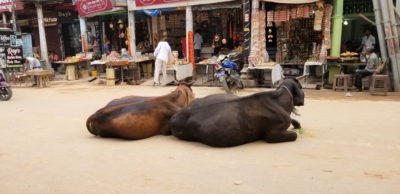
[260,0,319,4]
[193,1,242,11]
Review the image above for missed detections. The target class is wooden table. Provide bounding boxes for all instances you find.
[25,70,53,88]
[92,59,150,85]
[105,61,130,85]
[55,60,89,81]
[90,61,107,83]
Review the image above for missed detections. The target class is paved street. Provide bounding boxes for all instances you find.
[1,81,400,193]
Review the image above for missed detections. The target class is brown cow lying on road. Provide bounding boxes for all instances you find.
[86,82,195,140]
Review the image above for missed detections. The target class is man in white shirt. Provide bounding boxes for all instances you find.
[22,57,42,86]
[356,29,376,53]
[153,38,173,87]
[353,46,379,92]
[194,29,203,58]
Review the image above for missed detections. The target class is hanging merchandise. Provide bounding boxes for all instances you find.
[314,1,324,31]
[259,10,266,50]
[323,4,332,49]
[303,6,310,18]
[291,8,297,19]
[267,11,274,27]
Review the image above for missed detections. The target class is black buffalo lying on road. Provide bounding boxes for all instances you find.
[169,77,305,147]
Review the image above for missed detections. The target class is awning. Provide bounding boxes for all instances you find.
[260,0,319,4]
[128,0,236,11]
[85,7,127,18]
[192,1,242,11]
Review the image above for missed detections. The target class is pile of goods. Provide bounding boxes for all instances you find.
[64,54,88,63]
[340,51,359,62]
[134,53,154,62]
[198,56,218,64]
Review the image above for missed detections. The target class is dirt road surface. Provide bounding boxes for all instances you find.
[1,82,400,194]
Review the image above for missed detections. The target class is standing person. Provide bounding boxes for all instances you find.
[352,46,379,92]
[153,37,173,87]
[194,29,203,58]
[356,29,376,53]
[22,57,42,87]
[103,40,111,56]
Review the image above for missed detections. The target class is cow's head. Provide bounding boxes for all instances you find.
[278,77,305,106]
[173,81,196,106]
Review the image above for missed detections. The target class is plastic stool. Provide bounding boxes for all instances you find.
[333,74,351,91]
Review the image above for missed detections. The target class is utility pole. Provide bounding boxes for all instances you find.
[11,0,16,31]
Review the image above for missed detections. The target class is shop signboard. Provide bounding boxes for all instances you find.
[135,0,186,7]
[75,0,113,17]
[0,0,23,13]
[128,0,233,11]
[115,0,127,6]
[32,17,58,27]
[31,12,58,28]
[57,10,79,24]
[0,30,24,68]
[4,47,23,68]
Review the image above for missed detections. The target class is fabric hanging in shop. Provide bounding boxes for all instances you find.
[259,0,319,4]
[192,1,241,11]
[138,8,177,17]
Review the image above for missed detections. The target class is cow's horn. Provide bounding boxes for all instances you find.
[187,81,195,87]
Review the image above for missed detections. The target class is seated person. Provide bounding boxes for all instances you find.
[119,48,131,60]
[92,48,102,60]
[49,51,60,72]
[353,46,379,92]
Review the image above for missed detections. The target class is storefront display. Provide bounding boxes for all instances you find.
[255,1,332,66]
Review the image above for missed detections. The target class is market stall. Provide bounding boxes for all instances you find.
[248,1,332,87]
[55,54,90,81]
[25,70,53,88]
[90,50,143,85]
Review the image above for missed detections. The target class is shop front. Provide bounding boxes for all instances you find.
[57,9,81,60]
[246,0,333,87]
[127,0,241,85]
[128,0,238,61]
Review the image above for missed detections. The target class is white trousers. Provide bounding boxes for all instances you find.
[154,59,167,85]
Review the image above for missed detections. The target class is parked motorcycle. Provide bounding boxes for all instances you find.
[215,51,244,94]
[0,69,12,101]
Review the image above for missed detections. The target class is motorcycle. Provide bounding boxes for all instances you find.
[215,50,244,94]
[0,69,12,101]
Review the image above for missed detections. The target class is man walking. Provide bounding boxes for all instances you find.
[153,37,173,87]
[194,29,203,58]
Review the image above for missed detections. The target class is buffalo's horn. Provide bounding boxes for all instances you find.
[296,74,308,80]
[281,71,286,79]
